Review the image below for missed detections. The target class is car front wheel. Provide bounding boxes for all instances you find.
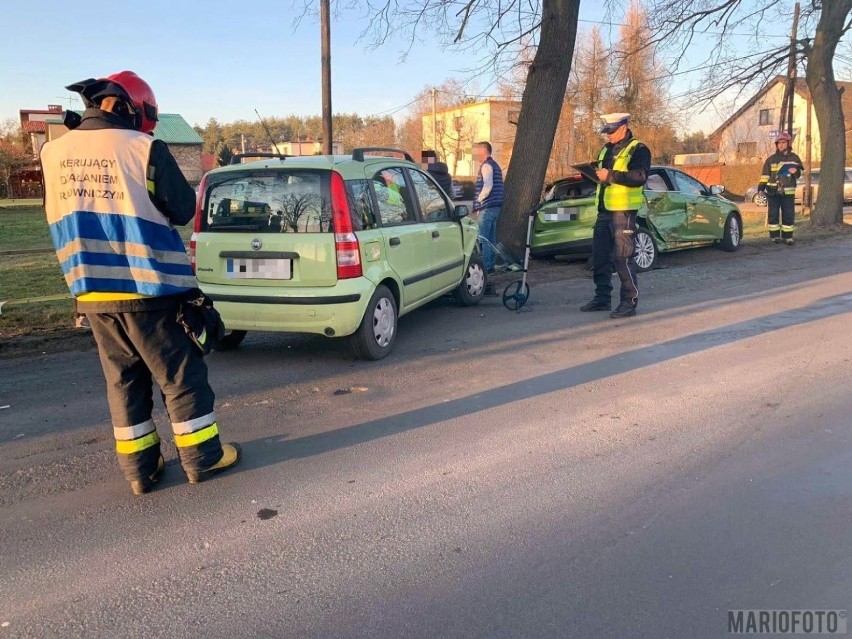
[719,213,741,252]
[453,252,486,306]
[351,284,397,360]
[633,227,658,272]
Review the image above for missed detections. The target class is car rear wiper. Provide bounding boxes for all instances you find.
[208,224,263,231]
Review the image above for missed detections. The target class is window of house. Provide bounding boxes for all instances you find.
[454,116,464,131]
[372,168,417,226]
[759,109,773,126]
[737,142,757,158]
[508,110,520,125]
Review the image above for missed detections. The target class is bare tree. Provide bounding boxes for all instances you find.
[0,122,30,199]
[568,27,613,163]
[612,2,681,162]
[363,0,582,256]
[646,0,852,226]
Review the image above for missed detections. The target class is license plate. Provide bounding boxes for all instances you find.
[226,258,292,280]
[544,207,579,222]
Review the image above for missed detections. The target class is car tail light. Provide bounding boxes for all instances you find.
[190,175,208,272]
[331,171,362,279]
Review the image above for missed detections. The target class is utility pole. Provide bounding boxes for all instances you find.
[320,0,332,155]
[779,3,800,135]
[805,92,813,211]
[431,88,438,151]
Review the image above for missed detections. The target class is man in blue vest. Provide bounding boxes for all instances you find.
[473,141,504,293]
[41,71,241,495]
[581,113,651,319]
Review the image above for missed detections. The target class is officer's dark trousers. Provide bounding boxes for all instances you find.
[767,194,795,239]
[87,306,225,483]
[592,210,639,308]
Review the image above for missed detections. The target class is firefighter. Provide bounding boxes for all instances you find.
[40,71,241,495]
[581,113,651,319]
[757,131,803,245]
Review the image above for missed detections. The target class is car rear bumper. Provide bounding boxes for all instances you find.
[201,279,374,337]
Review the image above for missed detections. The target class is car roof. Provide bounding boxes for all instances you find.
[205,154,420,180]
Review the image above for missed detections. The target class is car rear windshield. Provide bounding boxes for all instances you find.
[201,170,377,233]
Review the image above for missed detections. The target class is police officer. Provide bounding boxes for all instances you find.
[757,131,803,245]
[41,71,241,495]
[580,113,651,319]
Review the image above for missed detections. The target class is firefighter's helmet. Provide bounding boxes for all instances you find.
[775,131,793,143]
[66,71,159,134]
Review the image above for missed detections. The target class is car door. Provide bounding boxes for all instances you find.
[407,168,465,293]
[371,167,432,309]
[670,170,722,240]
[643,170,688,247]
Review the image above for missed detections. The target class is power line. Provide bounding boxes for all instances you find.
[577,17,789,39]
[430,50,777,105]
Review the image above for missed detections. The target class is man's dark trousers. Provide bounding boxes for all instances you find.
[591,210,639,308]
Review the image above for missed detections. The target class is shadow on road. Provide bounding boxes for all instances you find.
[234,292,852,474]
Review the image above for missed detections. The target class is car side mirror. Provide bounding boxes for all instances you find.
[709,185,725,196]
[454,204,469,219]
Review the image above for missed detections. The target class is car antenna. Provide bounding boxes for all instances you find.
[255,108,285,159]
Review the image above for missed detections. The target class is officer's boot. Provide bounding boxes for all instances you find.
[610,303,637,319]
[580,298,611,312]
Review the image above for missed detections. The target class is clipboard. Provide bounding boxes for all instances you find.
[572,162,602,184]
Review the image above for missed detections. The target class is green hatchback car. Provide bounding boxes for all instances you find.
[530,166,742,270]
[191,148,485,360]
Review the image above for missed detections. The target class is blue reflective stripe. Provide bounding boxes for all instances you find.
[68,278,195,297]
[59,251,194,277]
[49,211,186,254]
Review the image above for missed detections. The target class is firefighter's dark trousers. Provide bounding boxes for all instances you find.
[767,194,795,239]
[592,210,639,308]
[87,306,225,483]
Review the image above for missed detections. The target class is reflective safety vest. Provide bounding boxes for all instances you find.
[596,138,645,211]
[41,128,197,298]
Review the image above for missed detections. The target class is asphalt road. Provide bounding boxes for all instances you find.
[1,234,852,638]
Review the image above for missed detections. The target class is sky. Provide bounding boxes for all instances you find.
[0,0,808,135]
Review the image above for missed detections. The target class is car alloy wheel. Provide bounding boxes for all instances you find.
[729,216,740,246]
[753,192,767,207]
[372,297,395,348]
[633,229,656,270]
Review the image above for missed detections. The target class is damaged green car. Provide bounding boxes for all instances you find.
[530,166,742,270]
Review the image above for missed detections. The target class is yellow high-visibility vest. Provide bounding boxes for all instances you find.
[596,138,644,211]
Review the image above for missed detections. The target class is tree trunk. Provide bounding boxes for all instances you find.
[806,0,852,227]
[497,0,581,257]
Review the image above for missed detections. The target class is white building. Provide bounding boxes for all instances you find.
[712,76,852,164]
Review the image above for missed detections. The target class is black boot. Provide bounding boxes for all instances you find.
[610,303,637,319]
[130,455,165,496]
[580,299,611,312]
